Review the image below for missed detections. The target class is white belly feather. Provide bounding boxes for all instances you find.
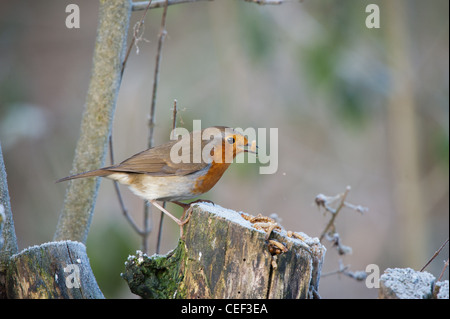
[107,171,204,201]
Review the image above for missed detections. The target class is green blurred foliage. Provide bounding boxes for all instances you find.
[237,5,276,64]
[433,127,450,169]
[86,218,139,298]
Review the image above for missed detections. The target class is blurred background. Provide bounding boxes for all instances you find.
[0,0,448,298]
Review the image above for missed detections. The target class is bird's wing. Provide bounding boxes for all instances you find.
[104,141,210,176]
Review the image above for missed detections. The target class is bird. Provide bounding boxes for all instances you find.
[57,126,257,234]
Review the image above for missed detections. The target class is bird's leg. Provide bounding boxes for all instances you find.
[149,200,186,236]
[180,205,194,226]
[172,199,215,219]
[171,201,194,222]
[171,201,190,215]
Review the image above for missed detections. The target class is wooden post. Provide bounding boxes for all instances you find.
[6,240,103,299]
[122,203,326,299]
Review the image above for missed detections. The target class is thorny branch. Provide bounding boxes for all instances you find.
[121,1,153,77]
[324,232,352,256]
[131,0,285,12]
[317,186,368,242]
[321,260,367,281]
[316,186,368,282]
[133,0,213,11]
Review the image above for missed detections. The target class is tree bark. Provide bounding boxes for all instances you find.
[0,142,18,299]
[0,143,18,263]
[6,241,103,299]
[122,203,326,298]
[53,0,132,244]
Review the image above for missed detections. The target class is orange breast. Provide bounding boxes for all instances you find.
[193,161,231,195]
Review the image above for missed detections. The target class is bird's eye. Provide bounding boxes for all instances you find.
[227,136,236,144]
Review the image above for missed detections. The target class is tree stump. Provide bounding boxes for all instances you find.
[6,240,103,299]
[434,280,449,299]
[378,267,436,299]
[122,202,326,299]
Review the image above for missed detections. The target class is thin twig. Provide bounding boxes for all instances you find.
[113,0,154,245]
[148,0,169,148]
[132,0,212,11]
[321,263,349,278]
[244,0,284,4]
[132,0,284,10]
[116,0,155,253]
[420,237,449,272]
[121,0,153,78]
[142,202,151,253]
[156,205,165,254]
[324,232,352,255]
[319,186,351,241]
[321,260,367,281]
[437,259,449,282]
[171,99,178,138]
[155,100,178,254]
[109,135,147,235]
[142,0,171,254]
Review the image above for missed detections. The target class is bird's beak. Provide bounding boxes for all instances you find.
[243,140,258,154]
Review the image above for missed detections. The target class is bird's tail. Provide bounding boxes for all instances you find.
[56,168,112,183]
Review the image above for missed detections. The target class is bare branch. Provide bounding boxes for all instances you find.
[132,0,212,11]
[109,136,149,235]
[156,100,179,254]
[318,186,351,241]
[244,0,284,4]
[317,186,368,242]
[148,0,169,148]
[171,99,178,139]
[132,0,286,11]
[141,0,171,254]
[324,232,353,256]
[121,0,153,77]
[420,237,449,272]
[322,260,367,282]
[437,259,449,282]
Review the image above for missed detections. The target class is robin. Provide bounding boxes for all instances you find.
[57,126,257,234]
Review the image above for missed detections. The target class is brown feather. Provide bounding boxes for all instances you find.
[57,127,230,182]
[56,168,111,183]
[101,133,212,176]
